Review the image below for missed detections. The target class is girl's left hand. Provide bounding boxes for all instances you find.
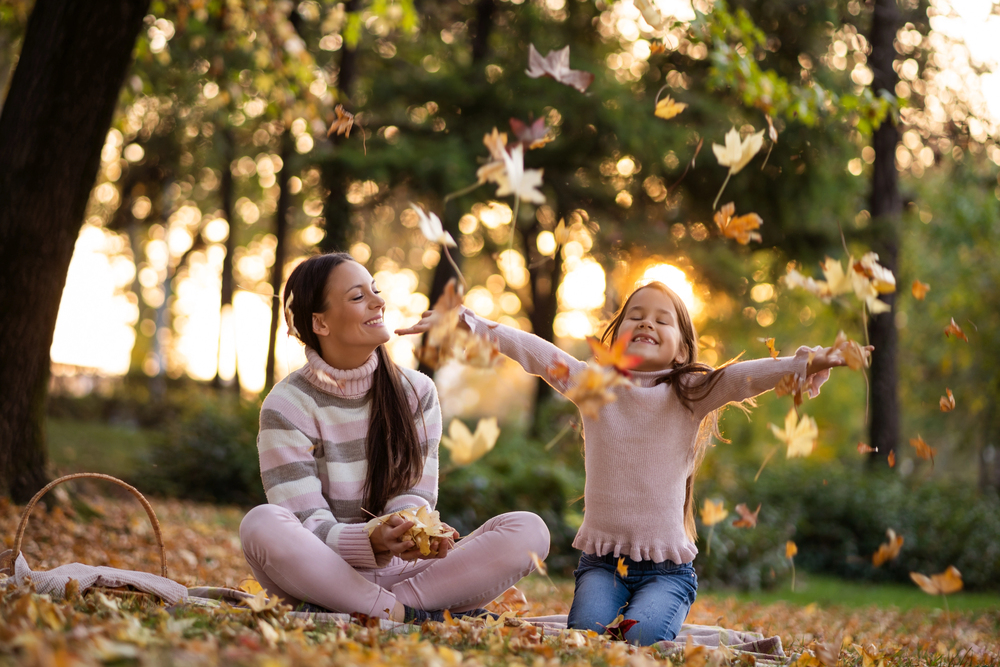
[806,344,874,375]
[426,522,460,559]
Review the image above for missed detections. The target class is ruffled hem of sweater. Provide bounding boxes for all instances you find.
[302,348,378,398]
[572,534,698,566]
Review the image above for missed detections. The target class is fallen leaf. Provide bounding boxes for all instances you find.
[616,557,628,578]
[786,541,798,559]
[939,388,955,412]
[944,318,968,342]
[910,565,963,595]
[587,336,642,374]
[732,503,761,528]
[655,95,687,120]
[366,506,453,557]
[601,614,639,641]
[241,590,279,613]
[238,577,264,595]
[714,202,763,244]
[911,280,930,300]
[909,435,936,465]
[441,417,501,466]
[888,450,896,468]
[529,551,548,576]
[326,104,355,138]
[700,499,728,526]
[525,44,594,92]
[770,407,818,458]
[872,528,904,567]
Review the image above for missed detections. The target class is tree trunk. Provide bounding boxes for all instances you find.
[0,0,149,501]
[265,134,294,389]
[471,0,496,63]
[866,0,901,465]
[214,128,240,391]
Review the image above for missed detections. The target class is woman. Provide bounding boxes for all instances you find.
[239,252,549,623]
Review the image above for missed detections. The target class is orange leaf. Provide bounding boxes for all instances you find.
[713,202,763,245]
[587,336,642,373]
[786,541,798,559]
[888,450,896,468]
[911,280,930,300]
[872,528,904,567]
[944,318,968,342]
[857,442,877,454]
[760,337,779,359]
[732,502,761,528]
[833,330,870,371]
[649,39,667,55]
[326,104,355,138]
[528,551,548,576]
[910,565,962,595]
[909,435,936,465]
[565,363,630,419]
[548,359,571,384]
[616,557,628,578]
[939,388,955,412]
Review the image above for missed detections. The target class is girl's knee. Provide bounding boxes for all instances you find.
[240,504,293,547]
[505,511,551,559]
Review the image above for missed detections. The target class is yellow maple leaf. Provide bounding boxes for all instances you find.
[699,499,728,526]
[441,417,501,466]
[714,202,763,244]
[786,541,798,559]
[872,528,904,567]
[654,95,688,120]
[760,337,779,359]
[770,407,818,458]
[910,565,963,595]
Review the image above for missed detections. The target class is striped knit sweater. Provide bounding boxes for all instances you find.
[461,307,828,565]
[256,348,442,570]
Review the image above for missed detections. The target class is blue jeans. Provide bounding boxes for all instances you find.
[566,553,697,646]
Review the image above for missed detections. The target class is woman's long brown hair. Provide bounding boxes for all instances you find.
[601,281,738,544]
[284,253,424,515]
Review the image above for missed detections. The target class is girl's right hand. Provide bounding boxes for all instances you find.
[369,514,423,561]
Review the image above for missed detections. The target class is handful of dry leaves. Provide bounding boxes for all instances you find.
[365,506,454,557]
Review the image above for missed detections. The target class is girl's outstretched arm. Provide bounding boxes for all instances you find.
[396,307,588,395]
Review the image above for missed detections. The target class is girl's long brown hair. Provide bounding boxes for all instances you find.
[601,281,738,543]
[284,252,424,515]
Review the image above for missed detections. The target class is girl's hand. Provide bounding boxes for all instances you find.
[425,522,460,559]
[370,514,423,561]
[806,344,874,375]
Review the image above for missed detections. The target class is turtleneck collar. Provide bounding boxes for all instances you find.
[302,347,379,398]
[627,366,677,388]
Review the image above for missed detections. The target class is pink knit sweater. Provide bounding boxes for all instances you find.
[461,308,823,564]
[256,348,442,570]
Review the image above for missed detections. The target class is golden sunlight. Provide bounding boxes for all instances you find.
[637,263,701,318]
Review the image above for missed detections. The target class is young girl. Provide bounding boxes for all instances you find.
[240,252,549,623]
[398,280,858,644]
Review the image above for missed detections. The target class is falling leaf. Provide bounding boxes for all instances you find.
[775,373,807,407]
[909,435,936,465]
[854,253,896,295]
[326,104,355,138]
[700,499,728,526]
[440,417,501,466]
[655,95,687,120]
[857,442,877,454]
[760,337,779,359]
[634,0,668,29]
[509,116,553,150]
[495,144,546,205]
[601,614,639,641]
[939,388,955,412]
[548,359,571,385]
[410,204,456,247]
[529,551,548,576]
[587,336,642,374]
[944,318,968,342]
[649,39,667,55]
[888,450,896,468]
[786,541,798,559]
[565,362,630,419]
[616,557,628,578]
[872,528,904,567]
[283,291,300,338]
[732,503,761,528]
[766,114,778,143]
[713,126,766,175]
[833,331,870,371]
[911,280,930,300]
[770,407,818,458]
[525,44,594,93]
[714,202,763,244]
[553,218,570,245]
[910,566,963,595]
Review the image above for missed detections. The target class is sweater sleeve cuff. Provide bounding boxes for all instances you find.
[793,345,830,398]
[335,523,381,569]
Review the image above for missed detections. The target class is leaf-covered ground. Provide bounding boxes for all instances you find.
[1,493,997,667]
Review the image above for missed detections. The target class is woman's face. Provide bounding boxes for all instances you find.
[614,287,688,372]
[312,261,389,365]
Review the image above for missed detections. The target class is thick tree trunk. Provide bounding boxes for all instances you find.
[471,0,496,63]
[866,0,901,465]
[265,135,294,389]
[0,0,149,501]
[214,129,240,391]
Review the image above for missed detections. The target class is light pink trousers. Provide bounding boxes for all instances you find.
[240,505,550,618]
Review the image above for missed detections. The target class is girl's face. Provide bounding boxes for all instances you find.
[615,287,688,372]
[311,261,389,366]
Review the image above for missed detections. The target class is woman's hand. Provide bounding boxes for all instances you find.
[806,344,874,375]
[394,310,471,337]
[370,514,423,561]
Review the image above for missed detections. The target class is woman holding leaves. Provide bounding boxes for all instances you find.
[398,280,863,644]
[240,252,549,622]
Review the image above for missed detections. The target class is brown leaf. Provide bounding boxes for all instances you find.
[888,450,896,468]
[326,104,355,138]
[857,442,877,454]
[872,528,904,567]
[939,388,955,412]
[910,565,962,595]
[833,331,870,371]
[732,503,761,528]
[909,435,936,465]
[714,202,763,244]
[529,551,548,576]
[911,280,930,300]
[525,44,594,92]
[944,318,968,342]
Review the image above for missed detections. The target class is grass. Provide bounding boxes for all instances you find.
[46,417,155,480]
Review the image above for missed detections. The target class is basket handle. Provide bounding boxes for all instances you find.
[1,473,167,578]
